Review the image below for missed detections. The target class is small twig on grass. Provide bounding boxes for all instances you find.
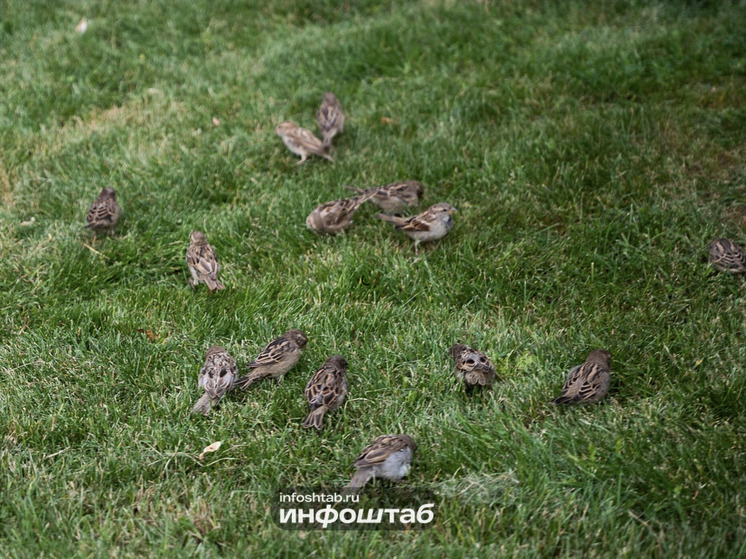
[44,447,70,459]
[82,242,110,260]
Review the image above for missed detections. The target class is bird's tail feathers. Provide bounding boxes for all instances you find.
[465,368,494,388]
[301,406,327,430]
[343,469,373,494]
[308,142,335,161]
[375,213,402,224]
[343,185,365,194]
[206,278,225,291]
[192,393,213,416]
[234,370,268,391]
[234,375,255,391]
[350,190,376,210]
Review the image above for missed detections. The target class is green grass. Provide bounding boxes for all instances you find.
[1,0,745,556]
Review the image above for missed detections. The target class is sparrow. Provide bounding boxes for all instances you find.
[551,349,612,405]
[192,346,238,416]
[450,343,496,396]
[186,230,225,292]
[234,329,307,390]
[376,202,457,253]
[306,192,375,234]
[344,180,424,214]
[302,355,348,430]
[275,121,333,164]
[316,92,345,149]
[708,238,746,273]
[345,434,417,492]
[85,187,121,236]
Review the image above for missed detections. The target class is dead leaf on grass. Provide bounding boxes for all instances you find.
[199,441,222,461]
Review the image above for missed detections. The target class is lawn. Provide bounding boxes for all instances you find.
[1,0,745,556]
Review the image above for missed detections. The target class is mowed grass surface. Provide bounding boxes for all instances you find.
[1,0,745,556]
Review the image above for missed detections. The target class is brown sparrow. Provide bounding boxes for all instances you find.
[376,202,456,253]
[306,192,374,234]
[186,231,225,292]
[192,346,238,416]
[85,187,121,236]
[234,329,307,390]
[551,349,611,405]
[345,434,417,492]
[450,343,496,396]
[316,92,345,149]
[345,181,424,214]
[708,238,746,273]
[302,355,348,430]
[275,121,333,164]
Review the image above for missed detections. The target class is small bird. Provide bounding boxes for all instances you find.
[708,238,746,273]
[186,231,225,292]
[551,349,612,405]
[85,187,121,236]
[275,121,333,164]
[316,92,345,150]
[302,355,348,430]
[345,434,417,492]
[450,343,496,396]
[306,192,375,234]
[344,181,424,214]
[192,346,238,416]
[376,202,457,253]
[234,329,307,390]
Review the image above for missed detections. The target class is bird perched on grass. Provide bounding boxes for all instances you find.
[192,346,238,416]
[344,180,424,214]
[306,192,375,234]
[376,202,457,253]
[316,92,345,150]
[344,434,416,493]
[302,355,348,431]
[186,231,225,292]
[234,329,307,390]
[450,343,496,396]
[708,238,746,273]
[85,187,121,236]
[551,349,611,405]
[275,121,333,164]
